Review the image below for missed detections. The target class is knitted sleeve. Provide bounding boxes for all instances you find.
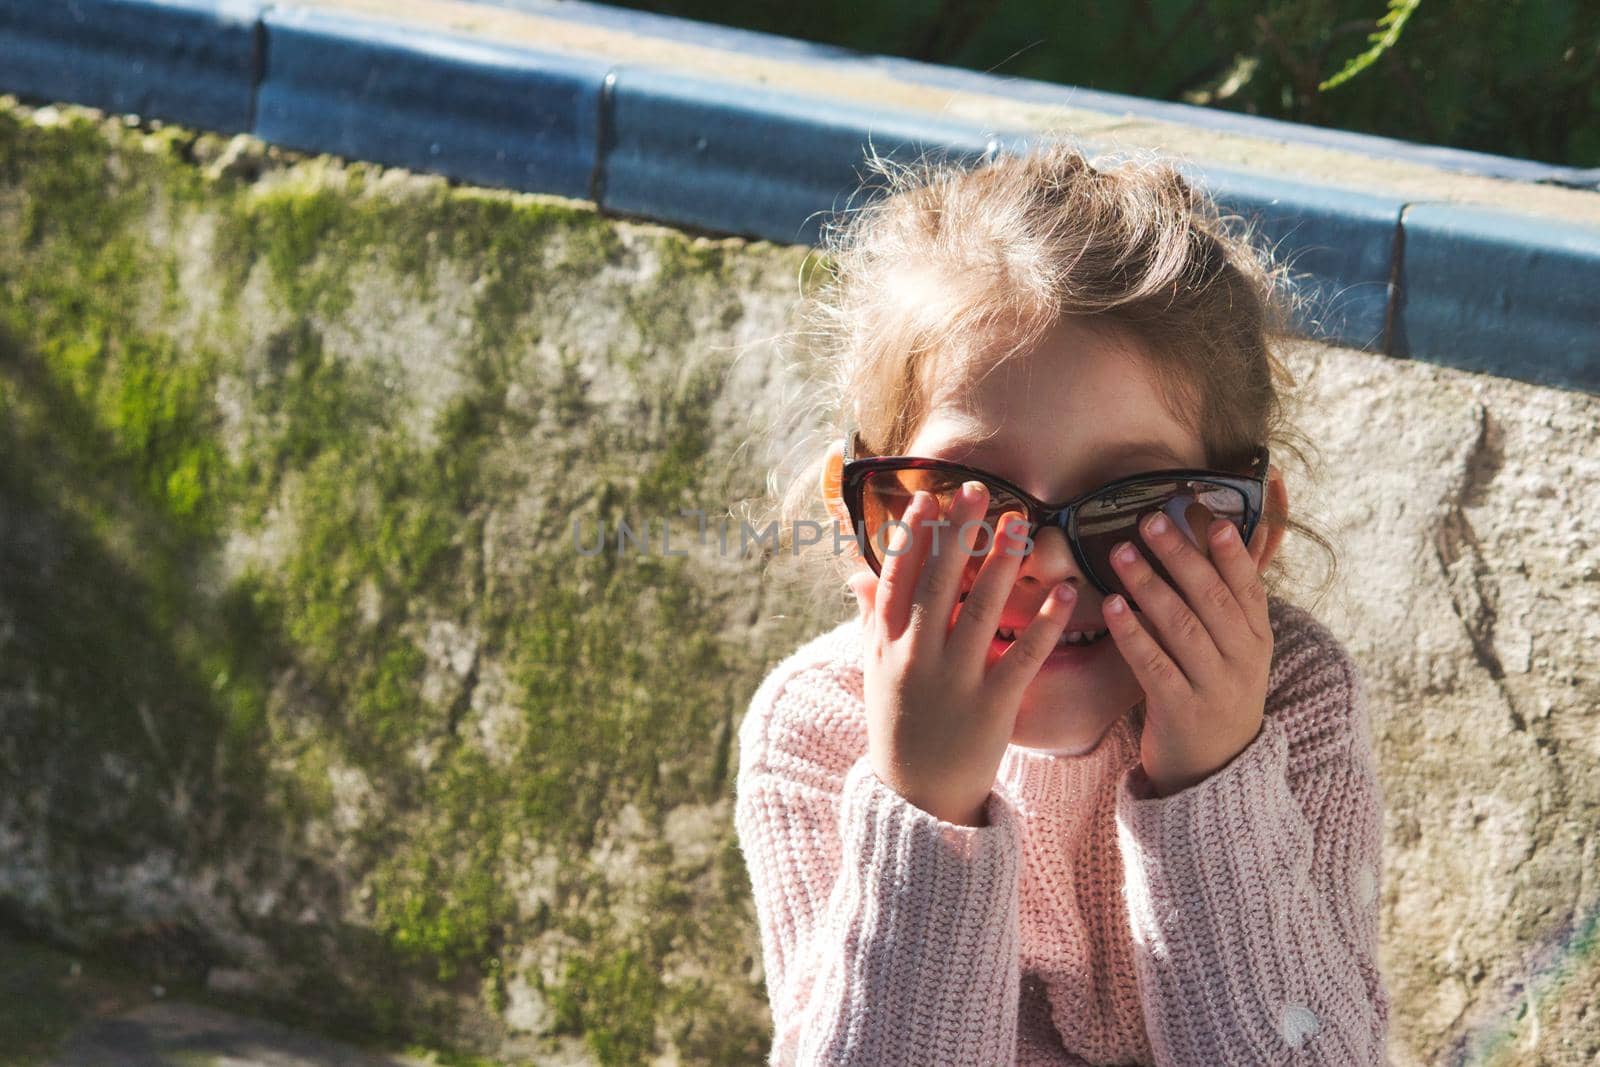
[1112,601,1389,1066]
[734,633,1032,1066]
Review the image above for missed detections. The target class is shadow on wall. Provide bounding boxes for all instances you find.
[0,321,483,1046]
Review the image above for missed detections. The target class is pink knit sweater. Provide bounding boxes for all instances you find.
[734,597,1388,1066]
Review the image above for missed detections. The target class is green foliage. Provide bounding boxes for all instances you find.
[1320,0,1423,90]
[615,0,1600,166]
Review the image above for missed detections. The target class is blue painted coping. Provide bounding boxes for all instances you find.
[1193,166,1402,352]
[602,65,1002,247]
[0,0,261,134]
[601,84,1395,355]
[1393,205,1600,392]
[256,6,606,201]
[476,0,1600,193]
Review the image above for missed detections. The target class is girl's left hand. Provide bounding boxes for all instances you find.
[1102,511,1273,798]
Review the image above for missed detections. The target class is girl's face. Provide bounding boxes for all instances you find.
[904,317,1210,755]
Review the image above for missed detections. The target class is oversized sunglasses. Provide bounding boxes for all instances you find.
[840,429,1269,603]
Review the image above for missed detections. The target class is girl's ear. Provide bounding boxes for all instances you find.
[1249,470,1289,572]
[823,441,875,574]
[820,440,850,529]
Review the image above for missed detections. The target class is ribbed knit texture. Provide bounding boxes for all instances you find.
[734,598,1389,1066]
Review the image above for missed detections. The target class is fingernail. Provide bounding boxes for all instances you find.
[962,480,986,500]
[1106,595,1127,615]
[1146,513,1169,535]
[1212,521,1238,544]
[1114,542,1137,565]
[1052,583,1074,602]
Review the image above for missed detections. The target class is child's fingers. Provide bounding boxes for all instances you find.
[1137,511,1251,657]
[988,582,1075,703]
[1108,540,1222,680]
[1102,593,1193,707]
[874,490,934,640]
[1209,518,1271,639]
[908,481,987,647]
[946,510,1029,662]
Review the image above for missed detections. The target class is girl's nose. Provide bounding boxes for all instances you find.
[1014,523,1089,595]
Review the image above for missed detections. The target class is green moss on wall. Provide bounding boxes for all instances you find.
[0,97,808,1062]
[550,946,662,1066]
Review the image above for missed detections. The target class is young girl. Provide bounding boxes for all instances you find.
[734,142,1388,1065]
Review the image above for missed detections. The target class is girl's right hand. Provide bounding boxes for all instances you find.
[846,483,1077,827]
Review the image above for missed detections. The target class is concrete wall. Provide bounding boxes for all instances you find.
[0,96,1596,1065]
[1281,345,1599,1066]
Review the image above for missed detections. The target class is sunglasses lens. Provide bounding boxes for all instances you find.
[1074,480,1248,599]
[859,468,1026,574]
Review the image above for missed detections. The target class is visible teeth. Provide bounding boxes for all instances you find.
[994,627,1110,646]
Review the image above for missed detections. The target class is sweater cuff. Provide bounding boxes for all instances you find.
[1115,713,1306,884]
[1113,716,1387,1065]
[1114,713,1317,984]
[839,754,1022,898]
[825,755,1023,1061]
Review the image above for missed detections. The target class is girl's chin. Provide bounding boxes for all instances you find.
[985,635,1140,751]
[1009,698,1130,755]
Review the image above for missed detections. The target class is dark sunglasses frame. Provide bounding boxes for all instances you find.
[840,428,1270,598]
